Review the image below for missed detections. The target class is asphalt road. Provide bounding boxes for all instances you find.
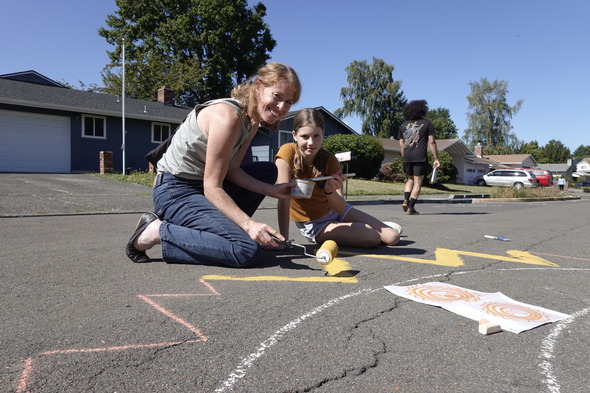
[1,174,589,393]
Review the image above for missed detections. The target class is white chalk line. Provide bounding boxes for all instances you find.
[539,307,590,393]
[215,274,446,392]
[215,269,589,392]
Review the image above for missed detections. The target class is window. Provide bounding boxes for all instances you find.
[152,123,171,143]
[82,115,106,139]
[278,130,293,147]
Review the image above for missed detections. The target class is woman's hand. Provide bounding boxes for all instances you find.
[272,182,296,199]
[247,221,285,248]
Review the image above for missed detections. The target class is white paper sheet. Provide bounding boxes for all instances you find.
[384,282,571,333]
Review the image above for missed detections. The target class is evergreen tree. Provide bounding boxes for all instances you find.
[573,144,590,159]
[539,140,571,163]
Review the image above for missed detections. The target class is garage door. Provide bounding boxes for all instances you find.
[0,110,70,173]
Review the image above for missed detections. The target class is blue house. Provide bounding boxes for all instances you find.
[0,71,191,173]
[249,106,356,162]
[0,71,355,173]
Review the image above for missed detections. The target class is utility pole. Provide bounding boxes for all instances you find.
[121,37,126,175]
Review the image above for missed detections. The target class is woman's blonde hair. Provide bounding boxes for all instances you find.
[291,108,330,179]
[231,63,301,130]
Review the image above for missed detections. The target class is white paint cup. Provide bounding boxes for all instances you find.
[291,179,315,199]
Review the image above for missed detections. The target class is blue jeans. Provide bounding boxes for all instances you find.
[153,162,277,267]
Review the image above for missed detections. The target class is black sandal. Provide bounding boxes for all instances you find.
[126,212,158,263]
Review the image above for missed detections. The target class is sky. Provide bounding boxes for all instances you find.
[2,0,589,153]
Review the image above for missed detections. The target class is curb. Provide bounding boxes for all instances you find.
[346,194,581,207]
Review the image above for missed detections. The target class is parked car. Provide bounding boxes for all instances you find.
[528,169,554,186]
[473,175,487,186]
[482,169,539,189]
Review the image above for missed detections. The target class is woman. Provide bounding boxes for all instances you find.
[274,108,402,248]
[126,63,301,267]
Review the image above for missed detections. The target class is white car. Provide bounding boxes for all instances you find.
[482,169,538,189]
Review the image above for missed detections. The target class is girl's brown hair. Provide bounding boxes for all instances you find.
[231,63,301,130]
[291,108,330,179]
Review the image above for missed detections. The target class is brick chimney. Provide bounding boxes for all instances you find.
[474,142,483,157]
[157,86,175,105]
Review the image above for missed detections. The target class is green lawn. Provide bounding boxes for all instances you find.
[91,171,566,198]
[90,171,487,196]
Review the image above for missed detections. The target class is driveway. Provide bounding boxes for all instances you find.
[0,173,153,217]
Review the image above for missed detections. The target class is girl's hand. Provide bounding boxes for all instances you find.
[324,172,346,194]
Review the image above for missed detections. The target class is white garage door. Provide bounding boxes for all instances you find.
[0,110,70,173]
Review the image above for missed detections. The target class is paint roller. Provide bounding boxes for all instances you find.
[314,240,338,265]
[271,236,338,265]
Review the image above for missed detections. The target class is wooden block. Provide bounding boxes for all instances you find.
[479,319,502,335]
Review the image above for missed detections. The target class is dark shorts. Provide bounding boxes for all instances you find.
[403,161,430,177]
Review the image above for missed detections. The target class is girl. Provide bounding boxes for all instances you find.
[275,108,402,248]
[126,63,301,267]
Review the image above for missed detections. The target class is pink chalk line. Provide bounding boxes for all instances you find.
[15,278,218,393]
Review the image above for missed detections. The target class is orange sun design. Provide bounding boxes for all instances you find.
[481,302,551,322]
[407,285,481,303]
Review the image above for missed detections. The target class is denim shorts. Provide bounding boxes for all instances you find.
[295,203,353,243]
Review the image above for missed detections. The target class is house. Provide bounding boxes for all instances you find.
[479,153,539,169]
[378,137,499,185]
[0,71,191,173]
[573,158,590,182]
[251,106,356,162]
[542,162,575,179]
[0,71,356,173]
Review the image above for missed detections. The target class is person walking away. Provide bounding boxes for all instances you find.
[557,176,566,192]
[398,100,440,215]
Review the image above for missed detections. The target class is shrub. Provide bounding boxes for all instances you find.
[424,150,457,186]
[377,150,458,185]
[377,158,405,182]
[323,134,384,179]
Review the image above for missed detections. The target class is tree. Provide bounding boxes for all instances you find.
[516,140,541,162]
[425,107,458,139]
[98,0,276,107]
[323,134,384,179]
[573,144,590,159]
[538,140,571,163]
[464,78,523,150]
[334,58,406,138]
[59,80,101,93]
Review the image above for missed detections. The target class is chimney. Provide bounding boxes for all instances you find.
[157,86,175,105]
[474,142,483,158]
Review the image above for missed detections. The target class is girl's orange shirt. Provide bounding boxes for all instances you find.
[275,143,341,222]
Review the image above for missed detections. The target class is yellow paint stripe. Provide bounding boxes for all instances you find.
[339,248,559,267]
[202,275,357,283]
[202,258,357,283]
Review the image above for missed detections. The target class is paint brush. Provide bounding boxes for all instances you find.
[307,173,356,182]
[484,235,511,242]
